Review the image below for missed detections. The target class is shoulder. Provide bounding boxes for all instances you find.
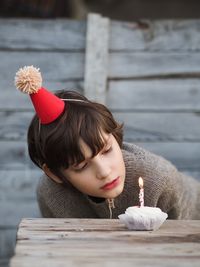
[37,173,66,197]
[121,142,179,196]
[37,173,82,203]
[36,174,95,218]
[37,174,80,217]
[122,141,177,173]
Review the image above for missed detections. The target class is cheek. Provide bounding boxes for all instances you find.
[68,174,95,195]
[111,149,124,166]
[67,172,92,189]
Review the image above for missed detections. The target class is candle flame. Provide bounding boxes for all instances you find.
[138,177,143,188]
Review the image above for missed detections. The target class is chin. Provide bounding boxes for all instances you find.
[105,184,124,199]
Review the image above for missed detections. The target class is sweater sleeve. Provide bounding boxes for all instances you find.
[36,174,95,218]
[157,171,200,219]
[143,150,200,219]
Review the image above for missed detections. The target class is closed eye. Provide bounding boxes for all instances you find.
[73,162,88,172]
[103,146,112,154]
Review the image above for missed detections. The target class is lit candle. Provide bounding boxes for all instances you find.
[138,177,144,207]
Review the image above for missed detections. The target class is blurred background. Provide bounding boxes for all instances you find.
[1,0,200,19]
[1,1,200,267]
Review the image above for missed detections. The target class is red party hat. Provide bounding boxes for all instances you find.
[15,66,65,124]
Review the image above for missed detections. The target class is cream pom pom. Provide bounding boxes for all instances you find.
[15,66,42,94]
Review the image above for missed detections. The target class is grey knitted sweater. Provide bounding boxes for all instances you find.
[37,142,200,219]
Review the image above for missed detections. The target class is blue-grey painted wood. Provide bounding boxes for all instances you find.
[0,52,84,81]
[1,111,200,142]
[2,51,200,87]
[0,230,17,259]
[183,171,200,181]
[107,79,200,111]
[135,142,200,171]
[0,82,83,110]
[2,19,200,52]
[110,20,200,51]
[114,112,200,142]
[0,201,40,228]
[0,19,86,51]
[0,258,9,267]
[108,52,200,78]
[0,141,199,171]
[0,170,42,201]
[2,79,200,110]
[1,17,200,266]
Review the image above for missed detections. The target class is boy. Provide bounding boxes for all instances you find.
[15,66,200,219]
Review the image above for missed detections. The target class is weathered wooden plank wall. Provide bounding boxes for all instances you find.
[0,16,200,266]
[0,19,86,267]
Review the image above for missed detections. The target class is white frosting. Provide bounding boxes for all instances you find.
[118,206,168,231]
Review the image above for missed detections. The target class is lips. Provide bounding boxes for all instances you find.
[101,177,120,190]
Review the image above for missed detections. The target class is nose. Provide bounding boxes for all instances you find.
[95,157,111,180]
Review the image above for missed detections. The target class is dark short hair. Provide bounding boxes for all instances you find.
[28,90,123,179]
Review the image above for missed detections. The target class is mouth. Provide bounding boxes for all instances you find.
[101,177,120,190]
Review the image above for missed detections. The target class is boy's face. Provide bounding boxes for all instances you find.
[63,132,126,199]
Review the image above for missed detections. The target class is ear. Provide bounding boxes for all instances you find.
[42,164,63,184]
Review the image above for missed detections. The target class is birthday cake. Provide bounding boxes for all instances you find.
[118,206,168,231]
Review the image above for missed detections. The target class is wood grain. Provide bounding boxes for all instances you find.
[10,219,200,267]
[0,141,199,171]
[107,79,200,111]
[108,52,200,78]
[1,111,200,142]
[0,19,86,51]
[2,51,200,84]
[84,13,109,103]
[2,19,200,52]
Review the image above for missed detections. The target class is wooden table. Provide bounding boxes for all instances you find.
[10,219,200,267]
